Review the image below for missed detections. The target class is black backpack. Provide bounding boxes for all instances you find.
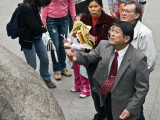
[6,4,22,39]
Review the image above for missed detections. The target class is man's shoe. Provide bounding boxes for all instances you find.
[93,117,107,120]
[45,81,56,88]
[93,113,107,120]
[62,70,72,77]
[54,73,61,80]
[92,118,106,120]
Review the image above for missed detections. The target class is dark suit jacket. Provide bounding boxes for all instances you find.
[76,40,149,120]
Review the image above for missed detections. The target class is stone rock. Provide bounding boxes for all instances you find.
[0,45,65,120]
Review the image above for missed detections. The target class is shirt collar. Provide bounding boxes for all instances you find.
[115,45,129,58]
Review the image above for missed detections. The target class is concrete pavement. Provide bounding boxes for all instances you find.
[0,0,160,120]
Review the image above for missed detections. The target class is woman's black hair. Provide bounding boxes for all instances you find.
[86,0,103,7]
[23,0,51,12]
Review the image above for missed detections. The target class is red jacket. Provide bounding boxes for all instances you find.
[80,11,116,47]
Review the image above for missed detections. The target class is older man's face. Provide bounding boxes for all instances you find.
[109,26,129,50]
[121,4,139,24]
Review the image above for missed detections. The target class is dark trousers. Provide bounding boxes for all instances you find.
[92,92,107,120]
[104,93,113,120]
[87,63,107,120]
[136,105,145,120]
[91,92,113,120]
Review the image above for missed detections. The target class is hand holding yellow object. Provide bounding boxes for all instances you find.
[71,21,95,49]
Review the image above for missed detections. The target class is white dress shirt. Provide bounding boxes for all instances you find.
[108,45,129,75]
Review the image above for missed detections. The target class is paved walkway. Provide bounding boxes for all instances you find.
[0,0,160,120]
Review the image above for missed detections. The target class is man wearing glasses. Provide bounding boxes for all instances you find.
[121,1,156,120]
[108,0,146,21]
[65,21,149,120]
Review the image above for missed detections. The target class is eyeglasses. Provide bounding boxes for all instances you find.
[121,9,135,14]
[108,26,122,37]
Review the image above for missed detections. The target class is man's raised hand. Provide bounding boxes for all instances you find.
[65,49,77,62]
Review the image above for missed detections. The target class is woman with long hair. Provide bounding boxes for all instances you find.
[18,0,56,88]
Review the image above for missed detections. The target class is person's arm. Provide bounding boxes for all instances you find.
[23,6,46,33]
[109,8,118,19]
[68,0,76,24]
[42,5,48,27]
[75,40,102,65]
[65,40,102,65]
[108,0,118,19]
[125,56,149,116]
[138,31,156,72]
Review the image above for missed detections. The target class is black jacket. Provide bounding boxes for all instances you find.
[68,1,89,17]
[18,3,46,50]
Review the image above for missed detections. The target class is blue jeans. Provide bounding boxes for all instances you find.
[68,16,73,32]
[47,16,68,73]
[22,39,51,82]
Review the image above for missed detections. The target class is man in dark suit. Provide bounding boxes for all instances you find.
[65,21,149,120]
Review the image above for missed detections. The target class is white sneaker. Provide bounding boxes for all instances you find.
[79,94,88,98]
[71,88,79,92]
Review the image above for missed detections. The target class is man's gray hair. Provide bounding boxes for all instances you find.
[125,0,142,21]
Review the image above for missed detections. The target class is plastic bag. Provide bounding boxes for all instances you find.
[42,32,59,62]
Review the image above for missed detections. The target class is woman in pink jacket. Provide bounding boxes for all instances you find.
[42,0,76,80]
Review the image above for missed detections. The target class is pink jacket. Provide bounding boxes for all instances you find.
[42,0,76,25]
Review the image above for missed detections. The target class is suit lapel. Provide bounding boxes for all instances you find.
[110,45,133,92]
[102,46,114,83]
[93,45,114,86]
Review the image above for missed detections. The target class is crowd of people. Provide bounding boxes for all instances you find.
[17,0,156,119]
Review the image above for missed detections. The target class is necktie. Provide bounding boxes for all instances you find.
[100,52,118,95]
